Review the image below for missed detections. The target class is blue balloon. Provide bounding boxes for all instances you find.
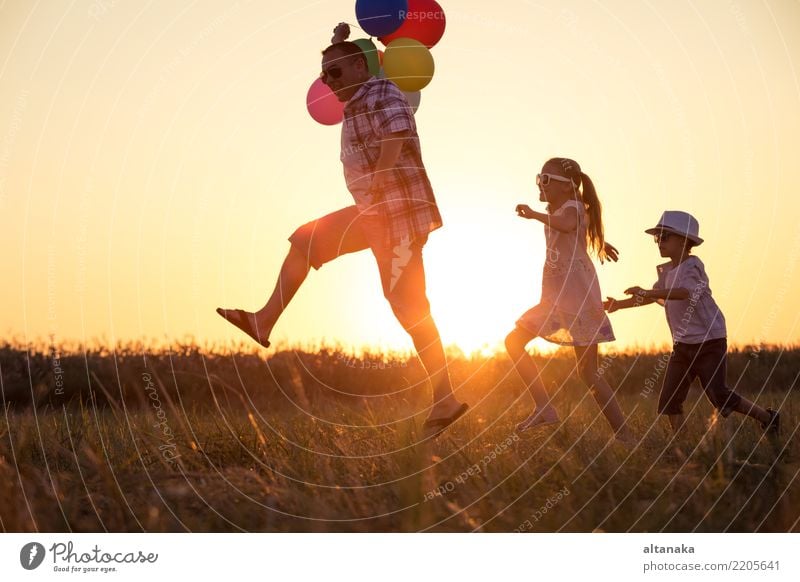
[356,0,408,37]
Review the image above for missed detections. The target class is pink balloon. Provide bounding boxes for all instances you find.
[306,78,344,125]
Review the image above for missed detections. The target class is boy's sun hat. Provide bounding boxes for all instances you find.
[645,210,704,245]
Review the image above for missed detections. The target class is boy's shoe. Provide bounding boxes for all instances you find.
[761,408,780,435]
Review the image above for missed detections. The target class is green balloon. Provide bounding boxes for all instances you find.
[352,38,381,77]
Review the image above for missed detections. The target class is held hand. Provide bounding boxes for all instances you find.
[516,204,535,219]
[624,286,648,298]
[603,242,620,263]
[603,296,620,313]
[331,22,350,43]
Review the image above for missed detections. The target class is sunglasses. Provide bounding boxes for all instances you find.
[536,173,573,187]
[320,65,344,85]
[653,232,675,243]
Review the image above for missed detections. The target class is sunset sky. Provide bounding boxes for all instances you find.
[2,0,799,354]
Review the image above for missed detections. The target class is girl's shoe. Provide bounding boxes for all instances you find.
[516,410,560,433]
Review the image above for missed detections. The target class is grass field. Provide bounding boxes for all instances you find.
[1,342,798,532]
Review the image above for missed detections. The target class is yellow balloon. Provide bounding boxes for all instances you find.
[383,38,435,92]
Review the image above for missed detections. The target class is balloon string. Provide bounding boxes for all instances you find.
[342,21,373,40]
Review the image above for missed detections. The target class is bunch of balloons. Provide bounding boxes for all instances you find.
[307,0,446,125]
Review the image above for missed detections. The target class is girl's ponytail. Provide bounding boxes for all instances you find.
[553,157,607,261]
[578,170,607,262]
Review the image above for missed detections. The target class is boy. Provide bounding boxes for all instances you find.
[604,211,779,435]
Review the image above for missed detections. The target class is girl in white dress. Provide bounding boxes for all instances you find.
[506,157,633,443]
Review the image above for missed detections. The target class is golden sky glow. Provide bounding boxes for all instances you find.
[2,0,799,354]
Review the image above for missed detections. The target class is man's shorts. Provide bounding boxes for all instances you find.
[658,338,742,416]
[289,206,432,331]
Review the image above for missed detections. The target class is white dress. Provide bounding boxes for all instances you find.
[516,199,615,346]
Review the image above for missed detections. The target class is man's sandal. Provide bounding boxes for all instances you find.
[216,308,271,349]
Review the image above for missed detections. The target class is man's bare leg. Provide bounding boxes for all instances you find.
[406,315,464,421]
[219,245,310,343]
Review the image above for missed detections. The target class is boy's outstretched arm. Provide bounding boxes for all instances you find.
[630,286,691,301]
[604,283,691,312]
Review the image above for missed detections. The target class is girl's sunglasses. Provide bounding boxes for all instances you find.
[653,232,674,243]
[536,173,573,187]
[320,66,343,84]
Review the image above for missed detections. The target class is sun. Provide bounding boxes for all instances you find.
[423,221,559,356]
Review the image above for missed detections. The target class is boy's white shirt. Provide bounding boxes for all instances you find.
[653,255,727,344]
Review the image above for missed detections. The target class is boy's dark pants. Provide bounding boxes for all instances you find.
[658,338,742,417]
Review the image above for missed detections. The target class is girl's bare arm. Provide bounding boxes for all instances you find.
[515,205,578,232]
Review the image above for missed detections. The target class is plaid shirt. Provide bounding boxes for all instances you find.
[341,77,442,247]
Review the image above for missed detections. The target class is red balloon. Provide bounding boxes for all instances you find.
[379,0,446,49]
